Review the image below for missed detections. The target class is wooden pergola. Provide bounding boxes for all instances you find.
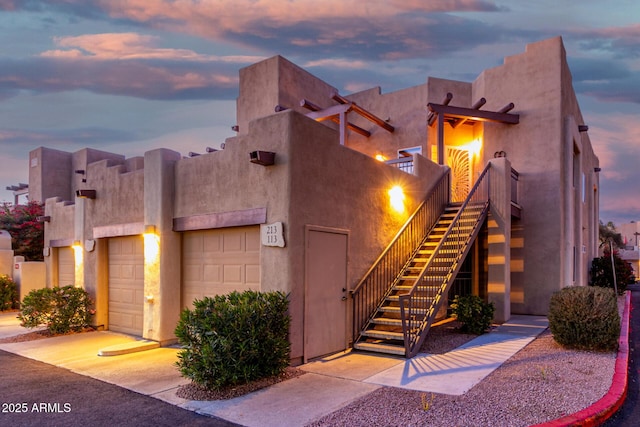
[301,92,394,145]
[427,92,519,165]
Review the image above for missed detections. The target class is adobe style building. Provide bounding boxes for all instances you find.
[29,36,599,361]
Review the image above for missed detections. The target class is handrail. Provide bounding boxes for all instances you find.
[399,163,491,357]
[351,171,450,341]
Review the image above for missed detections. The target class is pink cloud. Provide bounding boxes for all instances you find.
[40,33,264,63]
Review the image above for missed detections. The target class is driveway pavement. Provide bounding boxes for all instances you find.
[0,348,239,427]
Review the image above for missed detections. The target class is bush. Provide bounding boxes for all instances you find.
[175,290,290,390]
[451,294,495,334]
[0,274,19,311]
[548,286,620,351]
[19,286,94,334]
[590,249,635,294]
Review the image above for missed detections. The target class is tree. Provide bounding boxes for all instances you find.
[0,201,45,261]
[590,248,635,294]
[599,220,623,249]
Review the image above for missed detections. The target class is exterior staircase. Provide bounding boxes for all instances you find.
[351,165,491,357]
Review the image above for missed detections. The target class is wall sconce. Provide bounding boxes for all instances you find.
[579,125,589,132]
[494,151,507,158]
[37,215,51,223]
[250,151,276,166]
[76,189,96,199]
[74,169,85,175]
[594,167,602,172]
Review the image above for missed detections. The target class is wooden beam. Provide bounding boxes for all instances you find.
[330,92,395,133]
[427,103,519,124]
[452,97,486,128]
[300,99,371,137]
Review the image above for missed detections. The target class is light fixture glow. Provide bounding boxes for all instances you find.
[144,232,160,263]
[388,185,405,213]
[72,242,84,288]
[464,138,482,157]
[375,154,387,162]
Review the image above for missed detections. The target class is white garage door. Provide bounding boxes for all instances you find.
[57,247,75,287]
[108,236,144,336]
[182,226,260,309]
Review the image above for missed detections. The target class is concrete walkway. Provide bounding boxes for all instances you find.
[0,312,547,427]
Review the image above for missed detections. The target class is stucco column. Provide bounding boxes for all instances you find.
[143,148,181,345]
[487,158,511,323]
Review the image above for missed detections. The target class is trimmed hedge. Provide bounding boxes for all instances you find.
[175,290,290,390]
[451,294,495,335]
[19,286,94,334]
[0,274,19,311]
[548,286,620,351]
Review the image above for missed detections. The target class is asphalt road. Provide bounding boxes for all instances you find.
[602,283,639,426]
[0,350,240,427]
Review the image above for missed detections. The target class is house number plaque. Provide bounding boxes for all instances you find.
[261,222,285,247]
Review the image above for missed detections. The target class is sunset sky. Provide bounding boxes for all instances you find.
[1,1,638,226]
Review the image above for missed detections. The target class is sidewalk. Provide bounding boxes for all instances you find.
[0,312,549,427]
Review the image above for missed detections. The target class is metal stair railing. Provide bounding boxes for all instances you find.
[399,164,491,357]
[351,171,450,342]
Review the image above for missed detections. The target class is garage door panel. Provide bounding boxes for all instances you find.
[246,265,260,284]
[182,226,260,309]
[108,236,144,336]
[57,247,75,286]
[202,265,221,282]
[203,234,222,252]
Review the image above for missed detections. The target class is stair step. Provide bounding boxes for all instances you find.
[371,317,403,326]
[362,329,404,340]
[386,295,433,303]
[353,341,405,356]
[380,306,428,314]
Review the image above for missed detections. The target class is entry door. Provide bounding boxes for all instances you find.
[304,226,349,362]
[446,146,472,202]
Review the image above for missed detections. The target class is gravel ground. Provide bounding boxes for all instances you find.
[307,296,625,427]
[308,330,616,427]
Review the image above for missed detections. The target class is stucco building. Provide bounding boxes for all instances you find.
[30,36,599,361]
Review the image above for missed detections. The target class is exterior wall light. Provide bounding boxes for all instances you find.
[249,151,275,166]
[143,226,160,263]
[388,185,405,213]
[375,154,387,162]
[37,215,51,222]
[76,189,96,199]
[594,167,602,172]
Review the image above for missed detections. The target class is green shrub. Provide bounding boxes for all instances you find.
[175,290,290,390]
[19,286,94,334]
[548,286,620,351]
[451,294,495,334]
[590,249,635,294]
[0,274,19,311]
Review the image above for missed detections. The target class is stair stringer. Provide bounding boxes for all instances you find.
[401,205,489,358]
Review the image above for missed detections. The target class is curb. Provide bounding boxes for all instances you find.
[532,290,631,427]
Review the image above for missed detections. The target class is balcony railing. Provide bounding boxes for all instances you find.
[386,157,414,175]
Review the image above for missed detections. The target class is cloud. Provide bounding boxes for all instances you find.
[0,30,259,101]
[3,1,510,61]
[575,24,640,59]
[589,115,640,223]
[568,57,640,104]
